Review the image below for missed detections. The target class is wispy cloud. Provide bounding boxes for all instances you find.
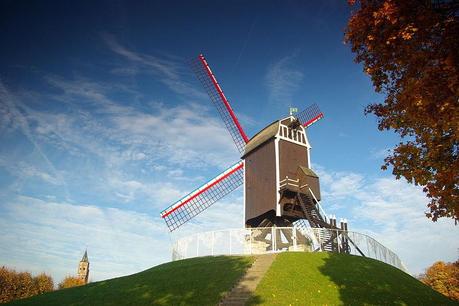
[0,195,170,282]
[171,191,244,239]
[0,81,69,196]
[265,54,304,105]
[0,74,240,213]
[316,165,459,274]
[102,33,206,100]
[0,159,62,187]
[0,190,244,282]
[0,82,49,167]
[352,178,459,275]
[42,77,238,167]
[102,33,179,80]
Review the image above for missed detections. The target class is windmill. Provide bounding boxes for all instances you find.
[160,54,346,244]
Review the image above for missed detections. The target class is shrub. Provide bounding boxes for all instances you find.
[58,276,85,289]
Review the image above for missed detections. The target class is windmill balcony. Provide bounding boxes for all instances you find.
[171,227,407,273]
[279,177,301,193]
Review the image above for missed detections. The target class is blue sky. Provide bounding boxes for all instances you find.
[0,0,457,282]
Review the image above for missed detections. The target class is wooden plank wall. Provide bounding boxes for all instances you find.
[279,140,309,179]
[244,140,277,223]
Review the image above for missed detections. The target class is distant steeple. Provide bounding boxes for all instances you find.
[81,249,89,262]
[77,249,90,284]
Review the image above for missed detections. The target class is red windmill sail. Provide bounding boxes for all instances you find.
[295,103,324,128]
[161,55,249,231]
[160,161,244,231]
[190,54,249,155]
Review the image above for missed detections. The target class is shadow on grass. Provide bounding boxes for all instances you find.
[245,294,264,305]
[8,256,254,306]
[319,253,456,306]
[221,274,265,305]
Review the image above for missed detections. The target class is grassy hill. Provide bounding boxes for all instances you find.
[248,252,457,305]
[8,256,254,306]
[8,253,456,306]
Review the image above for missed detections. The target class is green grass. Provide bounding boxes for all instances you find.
[248,252,457,306]
[8,256,254,306]
[8,253,456,306]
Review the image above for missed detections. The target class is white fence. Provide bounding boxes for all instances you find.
[172,227,407,272]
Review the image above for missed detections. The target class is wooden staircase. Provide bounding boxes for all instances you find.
[297,192,331,228]
[277,185,357,256]
[296,192,342,252]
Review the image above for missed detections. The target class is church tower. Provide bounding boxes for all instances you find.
[77,250,89,284]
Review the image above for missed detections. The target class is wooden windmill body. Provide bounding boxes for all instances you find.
[243,116,323,228]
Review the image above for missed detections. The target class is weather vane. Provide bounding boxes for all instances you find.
[289,107,298,116]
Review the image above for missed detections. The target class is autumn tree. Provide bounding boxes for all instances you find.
[0,266,54,303]
[345,0,459,222]
[58,276,85,289]
[418,259,459,301]
[32,273,54,296]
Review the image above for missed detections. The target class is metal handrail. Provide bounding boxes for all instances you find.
[308,187,329,223]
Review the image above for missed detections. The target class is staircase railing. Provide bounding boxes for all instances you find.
[308,187,328,224]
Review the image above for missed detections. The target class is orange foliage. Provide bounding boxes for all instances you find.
[419,260,459,301]
[58,276,85,289]
[0,266,54,303]
[345,0,459,222]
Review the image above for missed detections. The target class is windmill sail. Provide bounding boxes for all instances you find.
[295,103,324,128]
[160,161,244,231]
[190,54,249,155]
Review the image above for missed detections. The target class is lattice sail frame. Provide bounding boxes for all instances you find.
[160,161,244,231]
[190,54,249,155]
[295,103,324,128]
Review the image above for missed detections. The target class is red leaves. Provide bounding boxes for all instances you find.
[345,0,459,223]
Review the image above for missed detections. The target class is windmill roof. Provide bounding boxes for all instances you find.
[81,250,89,262]
[298,166,319,178]
[243,120,279,157]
